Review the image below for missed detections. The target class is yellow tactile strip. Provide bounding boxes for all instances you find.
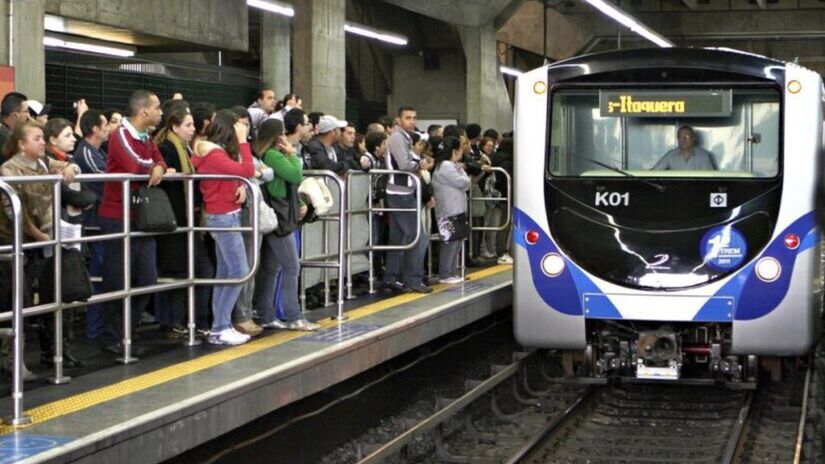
[0,264,511,434]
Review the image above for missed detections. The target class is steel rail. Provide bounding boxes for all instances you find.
[721,390,755,464]
[504,385,598,463]
[357,352,534,464]
[792,363,812,464]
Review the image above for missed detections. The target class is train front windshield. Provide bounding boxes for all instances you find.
[548,88,780,179]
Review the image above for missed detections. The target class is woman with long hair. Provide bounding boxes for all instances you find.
[155,109,215,338]
[192,110,255,345]
[44,118,76,162]
[253,118,319,331]
[431,136,470,284]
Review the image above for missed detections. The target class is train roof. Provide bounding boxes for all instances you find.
[543,47,789,85]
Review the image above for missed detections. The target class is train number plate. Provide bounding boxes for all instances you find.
[636,364,680,381]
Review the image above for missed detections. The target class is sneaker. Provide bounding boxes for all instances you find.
[286,319,321,331]
[197,328,211,338]
[407,283,433,294]
[480,250,497,259]
[497,253,513,264]
[260,319,289,330]
[382,281,411,294]
[235,320,264,337]
[438,276,464,285]
[207,328,251,345]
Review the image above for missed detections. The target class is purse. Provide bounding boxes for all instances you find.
[269,182,299,237]
[437,213,470,243]
[256,186,279,235]
[41,248,93,303]
[132,186,177,233]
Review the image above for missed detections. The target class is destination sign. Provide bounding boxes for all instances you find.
[599,90,732,118]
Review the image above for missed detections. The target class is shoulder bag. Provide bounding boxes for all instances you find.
[133,186,177,233]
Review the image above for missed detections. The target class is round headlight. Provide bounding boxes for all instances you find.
[541,253,565,277]
[755,257,781,283]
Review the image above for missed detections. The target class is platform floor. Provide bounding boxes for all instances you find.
[0,264,512,463]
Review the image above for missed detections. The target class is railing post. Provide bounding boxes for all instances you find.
[367,174,376,295]
[118,179,138,364]
[322,219,331,307]
[0,180,31,426]
[184,177,201,347]
[48,180,70,384]
[345,172,355,300]
[300,229,307,313]
[335,174,347,321]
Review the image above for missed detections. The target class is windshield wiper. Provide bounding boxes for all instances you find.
[575,156,666,192]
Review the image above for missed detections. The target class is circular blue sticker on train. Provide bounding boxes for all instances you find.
[701,226,748,270]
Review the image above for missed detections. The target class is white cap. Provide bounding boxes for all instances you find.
[317,115,347,134]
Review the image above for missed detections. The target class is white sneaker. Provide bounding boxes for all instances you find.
[497,253,513,264]
[286,319,321,331]
[208,328,251,345]
[480,250,497,259]
[438,276,464,285]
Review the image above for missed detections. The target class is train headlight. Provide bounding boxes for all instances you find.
[541,253,565,277]
[755,257,781,283]
[787,80,802,94]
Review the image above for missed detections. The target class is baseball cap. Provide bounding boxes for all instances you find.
[317,115,347,134]
[26,100,51,117]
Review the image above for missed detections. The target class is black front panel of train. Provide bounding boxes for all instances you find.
[546,179,781,290]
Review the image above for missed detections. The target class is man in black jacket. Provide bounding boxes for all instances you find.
[304,115,349,175]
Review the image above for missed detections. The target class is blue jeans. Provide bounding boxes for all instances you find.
[439,239,463,279]
[100,217,157,344]
[207,212,249,333]
[384,194,429,287]
[254,232,302,323]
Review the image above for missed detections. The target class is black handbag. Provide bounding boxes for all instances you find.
[133,186,177,233]
[268,182,299,237]
[437,213,470,243]
[40,249,92,303]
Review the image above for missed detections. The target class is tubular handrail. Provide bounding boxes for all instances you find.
[468,167,512,232]
[0,173,260,426]
[300,170,347,321]
[0,180,30,426]
[345,169,422,295]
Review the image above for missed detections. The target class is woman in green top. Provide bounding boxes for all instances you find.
[252,119,319,331]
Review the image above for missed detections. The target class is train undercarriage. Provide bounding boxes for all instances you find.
[577,321,759,384]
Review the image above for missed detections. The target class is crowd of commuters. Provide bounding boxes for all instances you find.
[0,87,514,378]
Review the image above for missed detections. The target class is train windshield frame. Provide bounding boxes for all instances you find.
[546,84,782,180]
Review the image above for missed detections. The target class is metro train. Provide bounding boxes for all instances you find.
[513,48,823,381]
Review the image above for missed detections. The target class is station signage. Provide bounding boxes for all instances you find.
[599,89,732,118]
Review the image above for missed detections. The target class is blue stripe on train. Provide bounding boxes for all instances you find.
[514,208,817,322]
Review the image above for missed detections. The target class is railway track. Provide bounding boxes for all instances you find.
[508,366,812,464]
[342,359,811,464]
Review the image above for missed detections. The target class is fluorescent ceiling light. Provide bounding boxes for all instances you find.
[247,0,294,17]
[44,32,136,58]
[344,22,407,46]
[580,0,673,48]
[500,65,522,77]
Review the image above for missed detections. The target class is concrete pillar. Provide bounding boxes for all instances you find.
[9,0,45,100]
[459,24,513,132]
[293,0,346,117]
[261,13,291,99]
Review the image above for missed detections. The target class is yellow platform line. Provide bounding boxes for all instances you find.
[1,264,512,434]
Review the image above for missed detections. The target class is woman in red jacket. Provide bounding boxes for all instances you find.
[192,110,255,345]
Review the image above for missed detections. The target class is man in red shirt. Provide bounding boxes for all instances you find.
[98,90,166,355]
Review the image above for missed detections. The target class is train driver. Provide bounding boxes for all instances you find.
[652,125,716,171]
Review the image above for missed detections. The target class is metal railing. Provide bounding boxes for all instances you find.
[345,170,422,296]
[299,170,347,321]
[467,167,513,274]
[0,173,260,426]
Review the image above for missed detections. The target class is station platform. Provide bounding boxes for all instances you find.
[0,264,512,464]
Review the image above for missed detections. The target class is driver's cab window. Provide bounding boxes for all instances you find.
[548,88,780,178]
